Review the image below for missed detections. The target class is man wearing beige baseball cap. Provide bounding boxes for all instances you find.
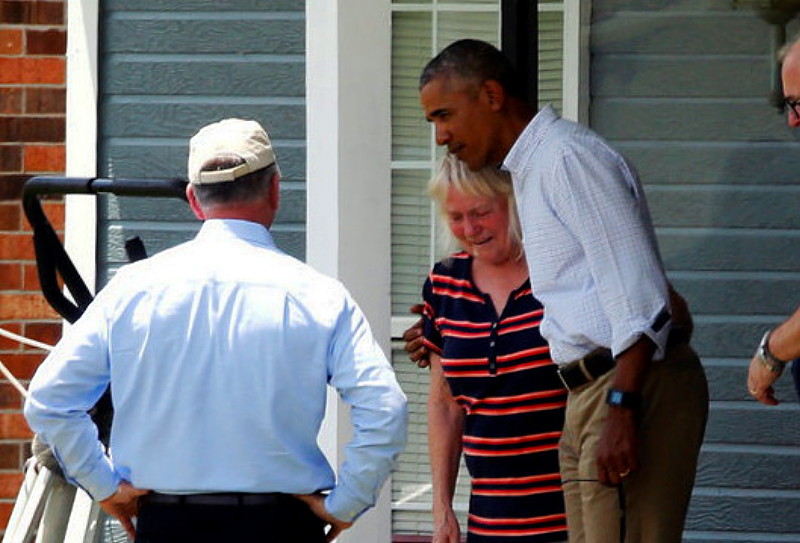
[24,118,408,542]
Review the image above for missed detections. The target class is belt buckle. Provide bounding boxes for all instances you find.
[556,359,583,391]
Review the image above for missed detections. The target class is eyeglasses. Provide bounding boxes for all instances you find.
[784,97,800,119]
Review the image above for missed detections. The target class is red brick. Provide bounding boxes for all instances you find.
[0,233,34,260]
[0,352,46,380]
[0,29,23,55]
[0,117,65,143]
[0,203,20,230]
[0,413,33,439]
[22,263,40,291]
[0,263,22,290]
[0,383,23,410]
[0,444,23,470]
[0,473,23,499]
[23,322,61,348]
[0,175,28,201]
[23,145,64,172]
[0,2,64,26]
[0,58,65,85]
[25,87,65,114]
[0,88,23,114]
[25,29,65,55]
[0,293,56,320]
[0,500,14,530]
[0,147,22,173]
[0,323,21,351]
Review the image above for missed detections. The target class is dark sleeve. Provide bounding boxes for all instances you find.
[421,273,443,355]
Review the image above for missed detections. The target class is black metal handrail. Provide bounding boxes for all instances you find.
[22,176,188,324]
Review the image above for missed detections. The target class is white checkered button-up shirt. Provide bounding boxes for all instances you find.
[503,106,672,365]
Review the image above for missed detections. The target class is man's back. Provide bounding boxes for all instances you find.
[105,219,351,492]
[26,219,403,506]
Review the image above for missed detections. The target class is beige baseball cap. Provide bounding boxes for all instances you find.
[187,118,276,184]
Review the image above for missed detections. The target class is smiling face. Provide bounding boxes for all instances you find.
[420,75,502,171]
[444,186,516,265]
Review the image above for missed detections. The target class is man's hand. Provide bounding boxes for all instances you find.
[403,304,430,368]
[747,353,781,405]
[595,407,639,487]
[99,481,150,540]
[294,493,352,542]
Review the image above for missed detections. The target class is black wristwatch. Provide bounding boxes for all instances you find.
[606,389,641,409]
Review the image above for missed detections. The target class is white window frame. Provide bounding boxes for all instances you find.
[388,0,588,340]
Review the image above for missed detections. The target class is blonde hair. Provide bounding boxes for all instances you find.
[428,153,523,258]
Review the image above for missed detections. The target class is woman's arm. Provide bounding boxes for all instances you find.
[427,352,465,543]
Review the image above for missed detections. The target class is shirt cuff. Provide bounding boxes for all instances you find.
[324,487,370,524]
[613,316,672,361]
[70,455,121,502]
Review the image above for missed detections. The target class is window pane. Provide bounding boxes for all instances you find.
[392,169,434,314]
[438,11,499,50]
[391,347,471,537]
[390,2,567,539]
[539,9,564,113]
[392,12,434,161]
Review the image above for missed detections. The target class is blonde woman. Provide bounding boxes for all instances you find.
[421,153,567,543]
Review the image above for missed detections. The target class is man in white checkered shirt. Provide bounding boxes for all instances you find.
[418,39,708,543]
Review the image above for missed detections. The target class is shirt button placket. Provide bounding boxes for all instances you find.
[488,321,498,375]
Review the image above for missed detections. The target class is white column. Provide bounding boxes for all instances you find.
[306,1,393,542]
[64,0,99,293]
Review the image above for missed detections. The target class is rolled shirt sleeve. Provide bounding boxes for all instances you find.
[324,291,408,523]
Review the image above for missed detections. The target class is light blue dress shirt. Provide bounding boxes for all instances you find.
[24,219,407,523]
[503,106,672,365]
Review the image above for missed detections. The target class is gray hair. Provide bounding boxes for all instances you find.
[192,156,279,208]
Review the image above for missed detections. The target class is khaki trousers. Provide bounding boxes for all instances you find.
[559,342,708,543]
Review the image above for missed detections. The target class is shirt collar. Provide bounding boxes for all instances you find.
[196,219,277,250]
[502,105,559,173]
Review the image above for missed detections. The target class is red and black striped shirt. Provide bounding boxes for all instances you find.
[423,252,568,543]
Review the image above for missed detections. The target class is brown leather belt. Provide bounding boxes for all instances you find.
[556,328,690,391]
[557,348,616,391]
[141,492,291,507]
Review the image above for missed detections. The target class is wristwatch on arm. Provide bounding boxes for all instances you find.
[755,330,790,375]
[605,389,642,409]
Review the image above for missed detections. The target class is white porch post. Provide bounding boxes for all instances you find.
[64,0,99,293]
[306,1,393,543]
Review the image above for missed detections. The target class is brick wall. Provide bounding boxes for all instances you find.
[0,0,66,531]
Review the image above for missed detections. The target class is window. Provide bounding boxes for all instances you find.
[388,1,573,537]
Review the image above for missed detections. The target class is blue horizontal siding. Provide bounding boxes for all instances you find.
[591,3,800,540]
[97,1,307,286]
